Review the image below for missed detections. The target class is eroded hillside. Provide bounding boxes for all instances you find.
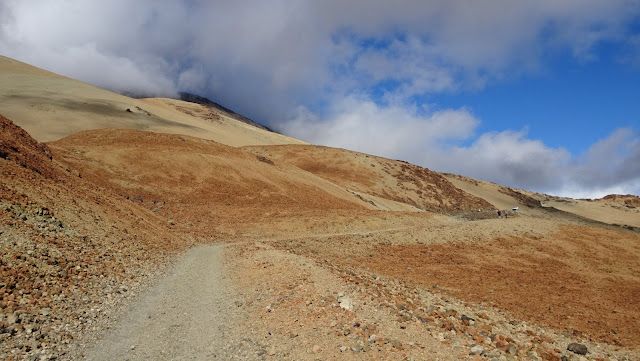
[0,115,189,359]
[245,145,492,214]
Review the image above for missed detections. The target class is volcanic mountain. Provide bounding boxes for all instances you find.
[1,56,638,360]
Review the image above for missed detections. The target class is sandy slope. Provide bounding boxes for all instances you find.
[47,128,377,238]
[443,173,541,213]
[444,173,640,229]
[46,128,498,242]
[0,56,303,147]
[246,145,492,213]
[527,193,640,228]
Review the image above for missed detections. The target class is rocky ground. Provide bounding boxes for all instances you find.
[103,220,633,361]
[0,115,189,360]
[0,200,182,361]
[7,206,638,361]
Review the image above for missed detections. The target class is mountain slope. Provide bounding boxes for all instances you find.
[178,91,271,131]
[524,191,640,228]
[443,173,541,212]
[0,55,303,147]
[0,114,188,358]
[47,128,381,238]
[245,145,493,214]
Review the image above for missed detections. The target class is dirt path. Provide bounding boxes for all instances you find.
[81,244,261,361]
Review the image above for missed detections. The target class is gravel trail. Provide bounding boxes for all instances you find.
[82,244,259,360]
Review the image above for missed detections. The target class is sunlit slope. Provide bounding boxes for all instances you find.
[244,145,492,213]
[524,192,640,228]
[0,55,304,146]
[48,129,376,235]
[445,173,640,228]
[0,113,184,287]
[443,173,542,213]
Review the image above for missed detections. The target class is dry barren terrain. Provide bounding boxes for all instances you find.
[1,56,639,361]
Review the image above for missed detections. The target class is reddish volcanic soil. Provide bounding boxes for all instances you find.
[362,225,640,347]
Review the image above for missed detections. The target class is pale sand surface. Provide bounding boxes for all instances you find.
[444,174,535,212]
[536,197,640,228]
[0,55,304,147]
[445,173,640,228]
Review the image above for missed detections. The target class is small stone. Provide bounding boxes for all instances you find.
[368,334,378,343]
[461,314,476,325]
[351,345,363,352]
[338,295,354,311]
[470,345,484,355]
[526,350,542,361]
[312,345,321,353]
[339,346,348,352]
[567,342,587,355]
[7,313,18,325]
[389,339,402,348]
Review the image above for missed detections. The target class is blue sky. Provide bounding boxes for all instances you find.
[1,0,639,197]
[431,52,640,153]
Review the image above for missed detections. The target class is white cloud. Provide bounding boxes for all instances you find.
[177,65,209,94]
[280,96,478,158]
[3,1,638,112]
[570,128,640,190]
[432,131,571,191]
[280,99,640,197]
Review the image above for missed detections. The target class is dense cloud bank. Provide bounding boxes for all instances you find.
[1,0,639,197]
